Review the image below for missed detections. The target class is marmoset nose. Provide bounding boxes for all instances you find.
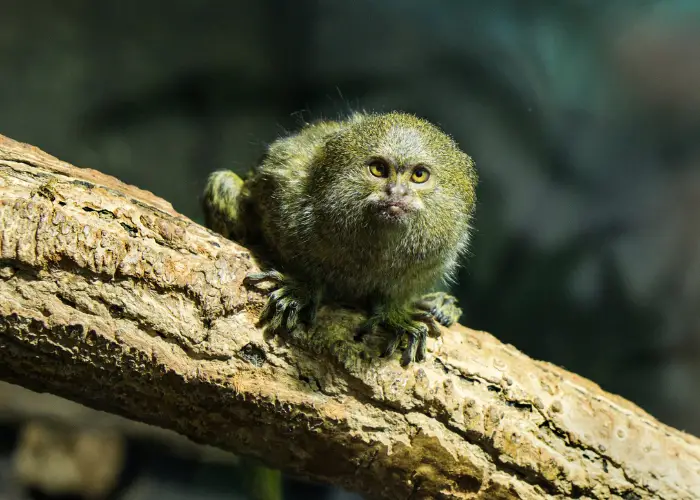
[385,182,408,197]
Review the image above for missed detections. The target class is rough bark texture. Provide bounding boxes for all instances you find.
[0,134,697,500]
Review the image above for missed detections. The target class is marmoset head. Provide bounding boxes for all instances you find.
[312,112,477,233]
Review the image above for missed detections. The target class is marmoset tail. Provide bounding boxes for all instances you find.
[203,111,477,365]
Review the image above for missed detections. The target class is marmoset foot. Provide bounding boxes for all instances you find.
[358,307,441,366]
[243,270,320,334]
[415,291,462,327]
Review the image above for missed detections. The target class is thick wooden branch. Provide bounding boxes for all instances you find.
[0,134,697,500]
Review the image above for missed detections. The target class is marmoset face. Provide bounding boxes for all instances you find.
[362,155,434,223]
[316,113,475,234]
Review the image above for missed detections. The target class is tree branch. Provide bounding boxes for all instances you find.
[0,133,697,500]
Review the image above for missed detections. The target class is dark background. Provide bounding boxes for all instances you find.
[0,1,699,498]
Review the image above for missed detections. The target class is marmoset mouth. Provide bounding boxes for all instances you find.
[375,200,415,221]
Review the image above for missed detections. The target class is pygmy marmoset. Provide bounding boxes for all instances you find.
[203,111,477,365]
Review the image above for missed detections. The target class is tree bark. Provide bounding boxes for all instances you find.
[0,133,697,500]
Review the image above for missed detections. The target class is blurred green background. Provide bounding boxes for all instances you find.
[0,1,698,499]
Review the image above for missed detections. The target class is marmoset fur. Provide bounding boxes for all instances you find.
[203,111,477,365]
